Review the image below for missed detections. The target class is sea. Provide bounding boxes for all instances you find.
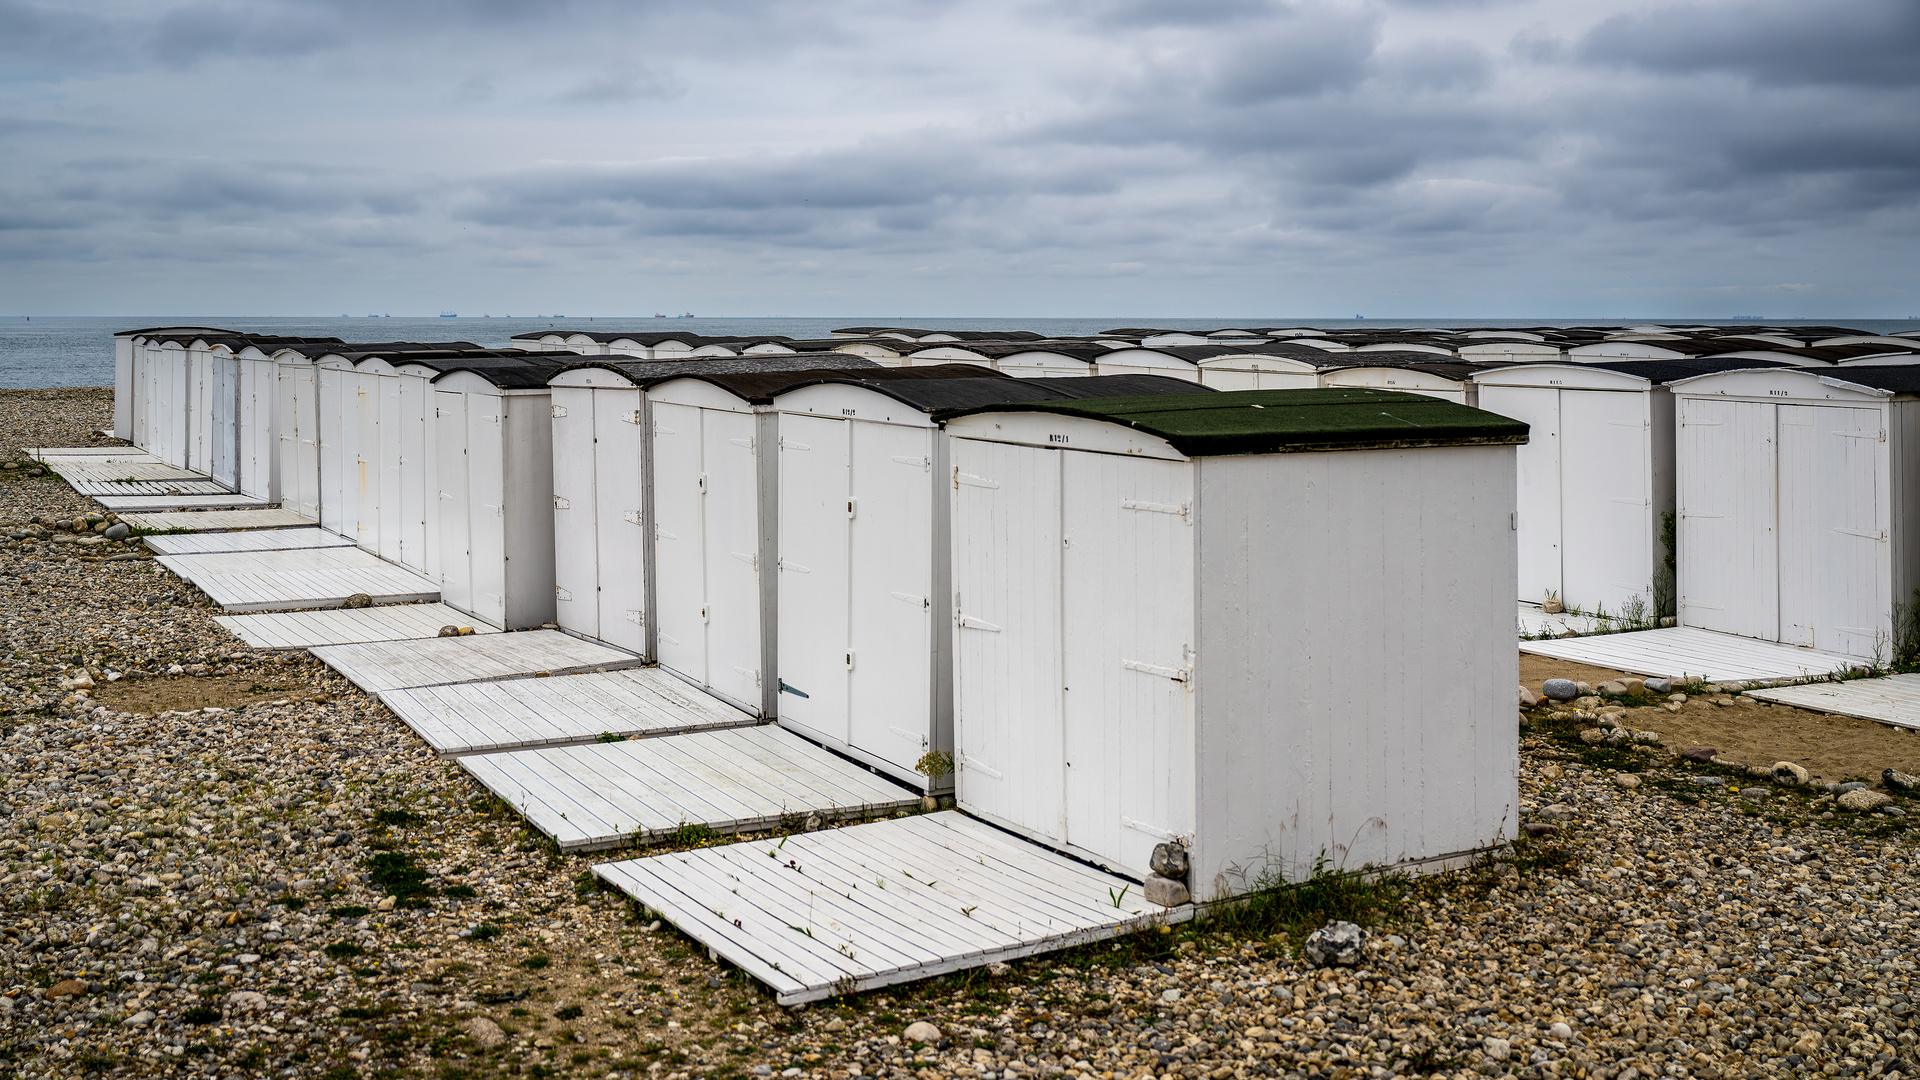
[0,314,1915,390]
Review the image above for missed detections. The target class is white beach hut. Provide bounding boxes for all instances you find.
[544,355,888,660]
[1319,360,1486,405]
[940,388,1528,892]
[768,373,1214,791]
[1668,365,1920,660]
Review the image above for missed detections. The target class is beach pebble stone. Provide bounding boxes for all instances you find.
[464,1017,506,1048]
[1549,1022,1574,1041]
[1839,789,1893,812]
[1579,728,1606,745]
[125,1009,155,1027]
[1149,842,1189,879]
[1643,677,1672,693]
[103,522,131,540]
[45,979,86,998]
[903,1021,943,1044]
[1484,1037,1511,1061]
[1681,747,1718,763]
[1631,730,1661,744]
[1522,823,1560,838]
[1518,686,1539,708]
[987,962,1011,976]
[438,625,462,637]
[1772,761,1810,786]
[1597,680,1630,696]
[1143,876,1190,907]
[343,592,374,609]
[1303,920,1366,967]
[1884,768,1919,792]
[1541,678,1578,702]
[1612,773,1641,789]
[228,990,269,1012]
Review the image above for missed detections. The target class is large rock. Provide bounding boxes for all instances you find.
[1148,842,1189,879]
[1884,768,1919,793]
[342,593,374,609]
[464,1017,505,1048]
[103,522,131,541]
[903,1021,943,1044]
[1143,876,1190,907]
[1772,762,1809,786]
[1518,686,1539,708]
[1303,920,1366,967]
[1643,677,1672,694]
[45,980,85,998]
[1839,789,1893,812]
[1541,678,1579,702]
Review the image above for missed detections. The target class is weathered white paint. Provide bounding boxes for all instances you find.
[274,349,323,521]
[944,410,1517,893]
[1319,365,1476,405]
[1670,367,1920,660]
[430,370,558,630]
[1474,364,1676,617]
[1194,352,1321,390]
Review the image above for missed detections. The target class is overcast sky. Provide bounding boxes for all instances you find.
[2,0,1915,318]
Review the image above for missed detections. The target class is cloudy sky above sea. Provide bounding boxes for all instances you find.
[1,0,1915,318]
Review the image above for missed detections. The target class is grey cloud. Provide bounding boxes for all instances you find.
[1205,15,1381,104]
[1062,0,1283,29]
[1580,0,1920,88]
[554,69,683,104]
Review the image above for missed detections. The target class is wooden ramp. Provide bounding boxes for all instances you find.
[1520,626,1865,683]
[26,447,159,461]
[146,527,356,555]
[156,547,439,612]
[1747,674,1920,731]
[70,478,234,496]
[596,811,1191,1004]
[50,461,205,482]
[461,726,921,850]
[214,603,497,650]
[120,508,311,532]
[97,493,273,512]
[309,630,640,693]
[379,667,754,756]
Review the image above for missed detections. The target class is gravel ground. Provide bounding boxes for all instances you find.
[4,389,1919,1080]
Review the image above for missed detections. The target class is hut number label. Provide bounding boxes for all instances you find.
[1048,433,1070,444]
[841,408,857,416]
[1769,390,1789,396]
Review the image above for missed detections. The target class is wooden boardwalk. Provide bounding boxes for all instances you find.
[98,493,274,512]
[121,508,312,532]
[52,461,206,482]
[215,603,496,650]
[595,811,1191,1004]
[460,726,921,850]
[380,667,756,756]
[1747,674,1920,731]
[309,630,640,693]
[26,447,160,462]
[70,478,235,496]
[1519,627,1865,683]
[146,527,356,556]
[156,547,439,612]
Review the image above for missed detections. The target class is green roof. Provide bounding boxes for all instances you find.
[937,387,1530,456]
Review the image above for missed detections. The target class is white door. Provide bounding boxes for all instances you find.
[703,408,764,713]
[1561,390,1652,616]
[1479,385,1561,605]
[210,357,238,488]
[776,414,852,741]
[847,421,937,778]
[317,368,346,535]
[352,375,380,554]
[467,395,508,627]
[951,439,1066,843]
[652,402,708,689]
[1061,452,1195,877]
[1677,398,1777,639]
[592,389,648,655]
[550,386,600,640]
[1778,405,1887,657]
[376,375,403,562]
[434,392,473,614]
[397,377,430,572]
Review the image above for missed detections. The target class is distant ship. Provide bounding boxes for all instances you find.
[440,311,457,318]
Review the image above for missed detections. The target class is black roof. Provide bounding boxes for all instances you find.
[116,325,235,338]
[777,372,1213,413]
[1817,366,1920,395]
[569,354,883,386]
[1555,357,1797,383]
[421,355,580,389]
[647,363,1002,403]
[288,341,483,358]
[1322,360,1485,382]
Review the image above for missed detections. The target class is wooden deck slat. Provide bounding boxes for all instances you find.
[1747,673,1920,731]
[146,527,357,555]
[1519,627,1864,682]
[594,812,1193,1004]
[97,493,274,511]
[120,508,312,532]
[376,667,756,756]
[27,447,159,460]
[459,726,920,850]
[213,604,495,650]
[157,548,439,612]
[309,630,641,693]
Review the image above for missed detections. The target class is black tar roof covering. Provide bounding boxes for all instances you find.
[775,373,1213,413]
[936,387,1529,456]
[116,325,236,338]
[559,354,883,386]
[1810,366,1920,395]
[1521,357,1795,384]
[647,363,1007,403]
[1320,361,1486,382]
[286,341,483,358]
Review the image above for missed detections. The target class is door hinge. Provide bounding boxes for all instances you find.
[730,551,757,568]
[555,587,573,601]
[729,436,755,451]
[778,679,809,698]
[625,610,644,625]
[553,495,571,509]
[958,615,1001,632]
[624,410,642,424]
[550,404,568,418]
[623,510,643,526]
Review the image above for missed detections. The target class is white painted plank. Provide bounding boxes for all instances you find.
[213,603,496,650]
[27,447,159,459]
[377,667,753,756]
[460,726,920,850]
[72,478,234,495]
[1518,627,1864,683]
[119,508,312,532]
[1747,673,1920,731]
[52,462,205,482]
[157,547,440,612]
[309,630,640,694]
[97,493,273,511]
[146,527,356,555]
[594,812,1193,1004]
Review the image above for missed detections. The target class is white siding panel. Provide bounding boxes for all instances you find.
[776,414,852,741]
[1560,390,1654,615]
[1478,384,1561,604]
[434,391,473,614]
[1778,405,1888,656]
[593,388,649,656]
[652,402,708,691]
[1677,398,1777,639]
[847,421,938,781]
[317,367,347,535]
[1061,452,1195,880]
[397,375,433,573]
[703,407,764,713]
[951,439,1066,845]
[551,385,600,641]
[466,393,509,628]
[376,374,404,562]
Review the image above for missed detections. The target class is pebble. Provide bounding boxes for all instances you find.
[1839,788,1894,812]
[1303,920,1366,967]
[1541,677,1578,701]
[1772,760,1810,785]
[1612,772,1641,789]
[903,1020,943,1043]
